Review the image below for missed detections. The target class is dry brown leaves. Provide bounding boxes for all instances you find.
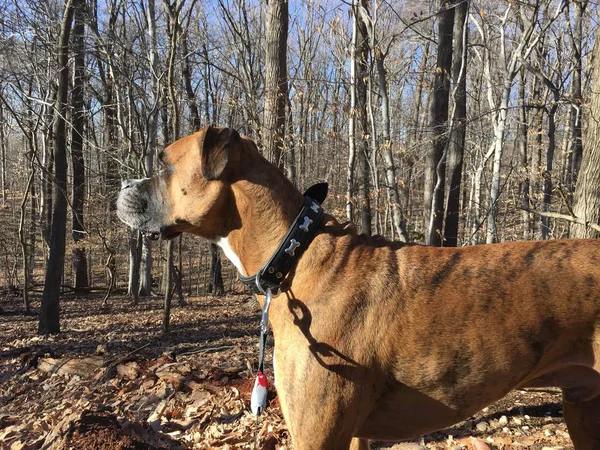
[0,293,574,449]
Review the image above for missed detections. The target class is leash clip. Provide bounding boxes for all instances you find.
[254,272,280,297]
[260,288,272,335]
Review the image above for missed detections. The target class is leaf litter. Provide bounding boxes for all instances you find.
[0,293,574,449]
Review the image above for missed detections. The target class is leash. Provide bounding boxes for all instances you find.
[251,286,272,448]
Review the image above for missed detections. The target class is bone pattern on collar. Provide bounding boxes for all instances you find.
[238,194,324,295]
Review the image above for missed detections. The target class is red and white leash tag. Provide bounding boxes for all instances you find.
[250,371,268,416]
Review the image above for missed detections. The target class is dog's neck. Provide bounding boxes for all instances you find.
[219,156,305,278]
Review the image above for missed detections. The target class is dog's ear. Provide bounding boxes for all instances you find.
[303,182,328,204]
[199,126,240,180]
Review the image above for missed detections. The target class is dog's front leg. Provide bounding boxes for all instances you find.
[349,438,370,450]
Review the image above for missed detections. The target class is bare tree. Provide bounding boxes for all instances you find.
[516,70,532,240]
[139,0,160,297]
[571,23,600,239]
[425,0,455,246]
[39,0,75,334]
[0,85,7,207]
[356,2,409,242]
[71,0,88,292]
[162,0,186,332]
[346,0,372,235]
[443,0,468,247]
[262,0,288,168]
[566,0,587,201]
[471,0,564,243]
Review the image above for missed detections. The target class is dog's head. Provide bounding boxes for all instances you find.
[116,126,241,241]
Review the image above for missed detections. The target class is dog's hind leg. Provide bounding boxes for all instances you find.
[349,438,369,450]
[562,392,600,450]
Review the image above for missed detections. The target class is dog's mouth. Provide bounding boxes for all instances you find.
[140,226,181,241]
[159,227,182,240]
[144,230,161,241]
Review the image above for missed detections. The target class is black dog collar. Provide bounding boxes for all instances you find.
[239,183,327,295]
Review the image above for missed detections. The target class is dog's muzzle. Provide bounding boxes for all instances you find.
[116,178,167,240]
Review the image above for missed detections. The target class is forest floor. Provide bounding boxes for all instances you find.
[0,292,574,450]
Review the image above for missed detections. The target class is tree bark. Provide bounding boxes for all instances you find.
[162,0,184,330]
[139,0,159,297]
[262,0,288,168]
[0,91,6,206]
[355,0,371,235]
[443,0,468,247]
[566,0,586,201]
[39,0,75,334]
[19,159,35,313]
[71,0,88,292]
[571,26,600,239]
[357,3,409,242]
[346,3,358,223]
[425,0,455,246]
[516,70,532,240]
[128,229,142,304]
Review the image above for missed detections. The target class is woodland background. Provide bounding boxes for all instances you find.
[2,0,600,448]
[0,0,600,333]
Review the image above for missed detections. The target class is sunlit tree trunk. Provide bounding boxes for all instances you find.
[262,0,288,169]
[572,25,600,239]
[516,71,532,240]
[354,0,371,235]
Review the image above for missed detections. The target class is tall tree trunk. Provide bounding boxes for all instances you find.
[19,154,35,313]
[41,92,56,249]
[163,241,173,333]
[516,70,531,240]
[566,0,586,202]
[346,3,358,223]
[71,0,88,292]
[39,0,75,334]
[443,0,468,247]
[357,3,409,242]
[0,92,6,206]
[355,0,371,235]
[162,0,183,331]
[262,0,288,168]
[128,230,141,303]
[541,100,558,239]
[571,26,600,239]
[521,60,561,239]
[425,0,455,246]
[139,0,159,297]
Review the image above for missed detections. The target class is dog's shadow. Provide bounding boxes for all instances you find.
[285,291,366,383]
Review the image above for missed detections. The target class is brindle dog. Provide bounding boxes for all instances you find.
[117,126,600,450]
